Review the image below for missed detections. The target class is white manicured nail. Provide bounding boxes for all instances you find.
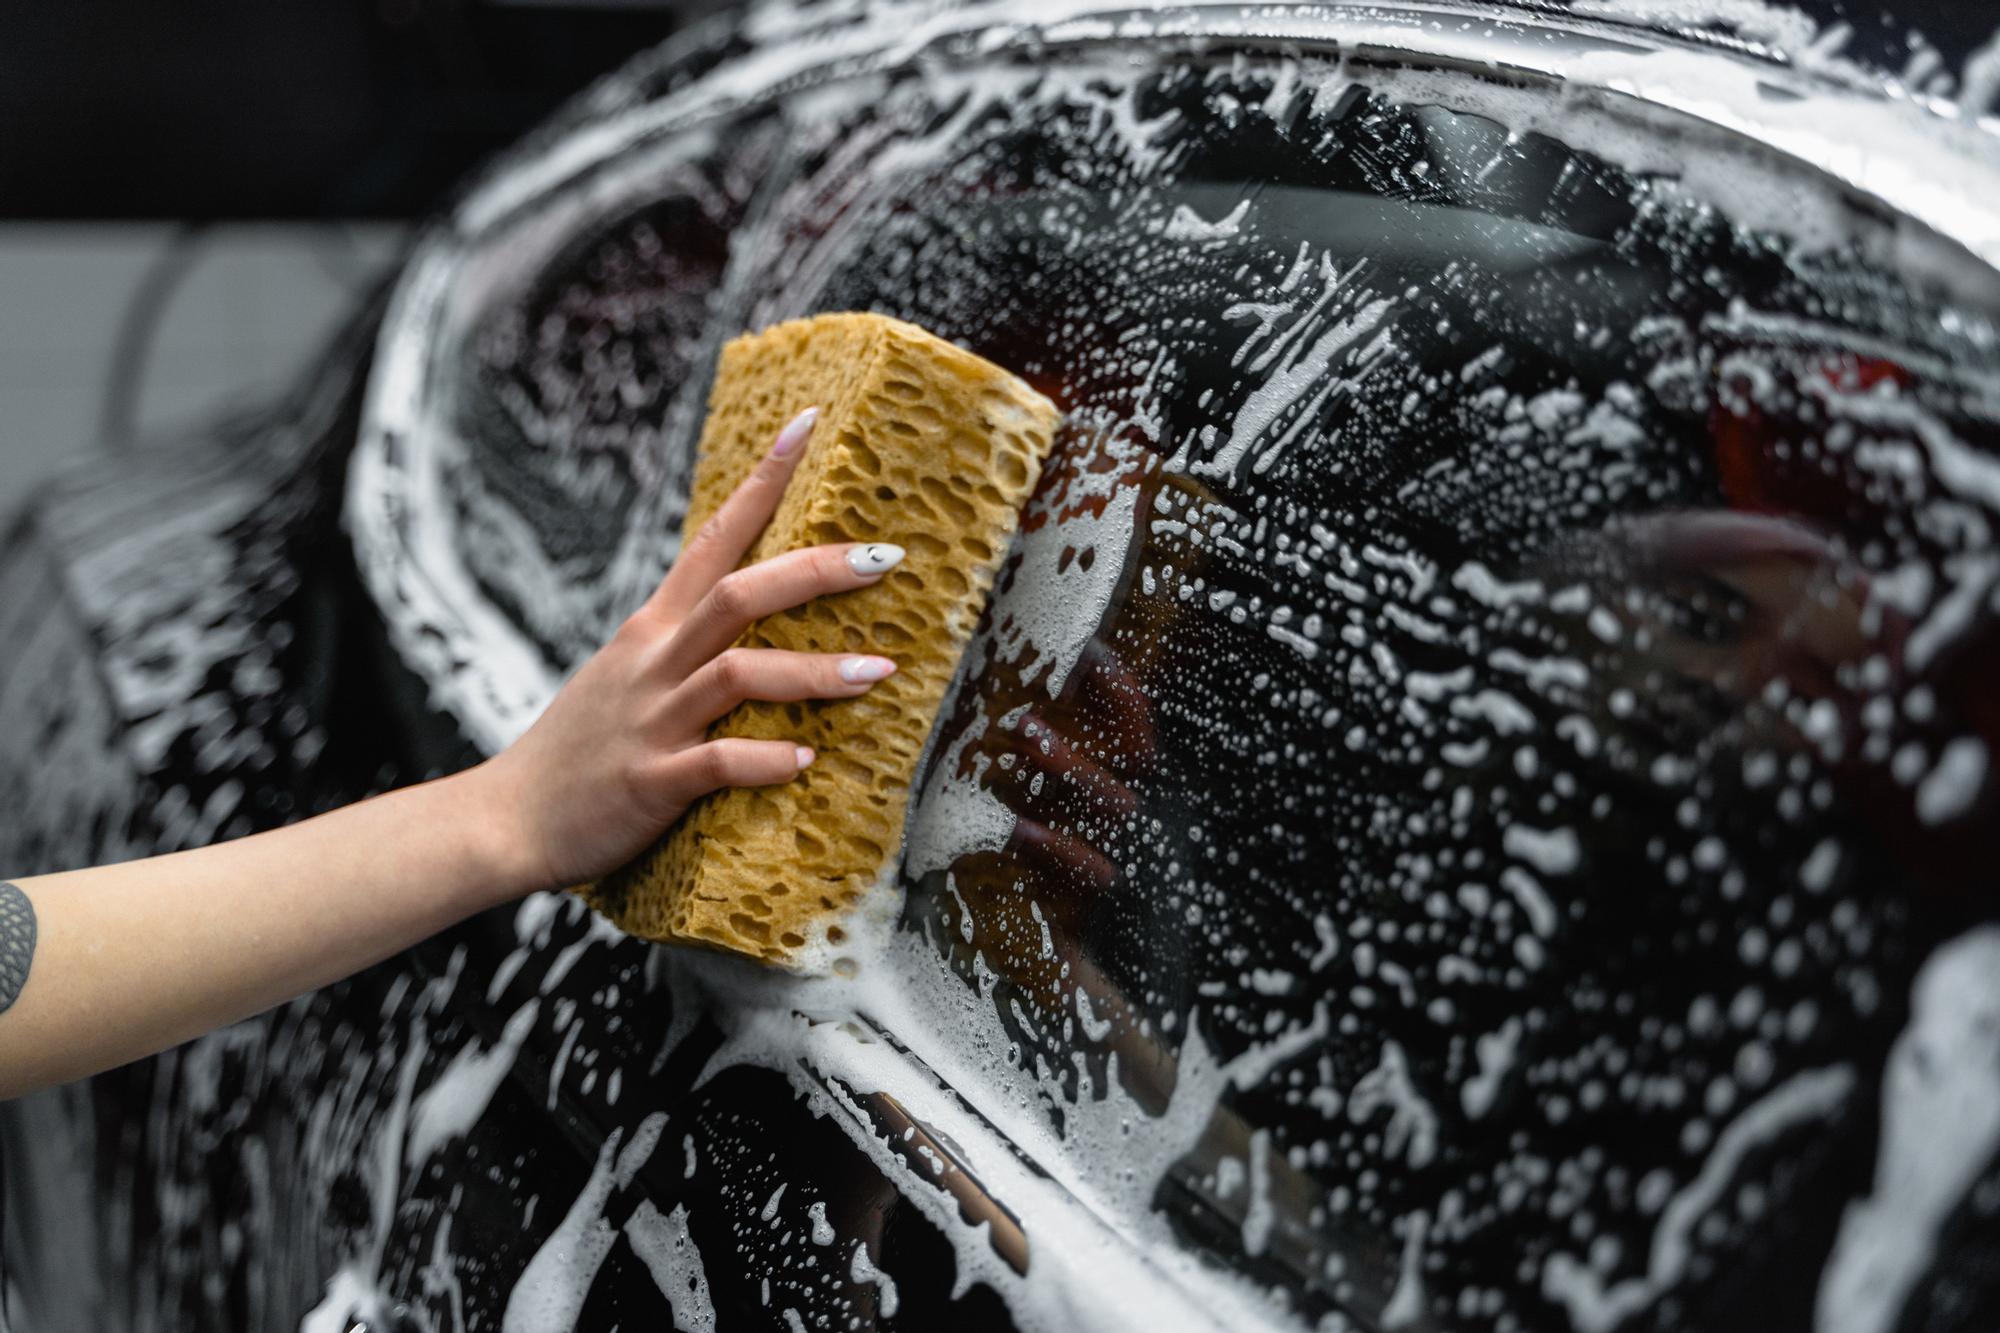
[846,543,905,577]
[794,746,816,768]
[839,656,897,684]
[769,406,818,460]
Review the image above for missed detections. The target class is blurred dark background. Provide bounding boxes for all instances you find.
[0,0,1987,220]
[0,1,707,219]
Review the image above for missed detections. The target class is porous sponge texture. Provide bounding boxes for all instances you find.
[583,313,1061,965]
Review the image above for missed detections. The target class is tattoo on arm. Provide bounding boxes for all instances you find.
[0,882,35,1013]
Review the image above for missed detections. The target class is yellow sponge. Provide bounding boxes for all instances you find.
[583,313,1062,965]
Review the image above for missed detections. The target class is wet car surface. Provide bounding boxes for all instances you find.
[4,2,2000,1330]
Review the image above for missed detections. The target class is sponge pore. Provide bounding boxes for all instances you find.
[583,312,1062,965]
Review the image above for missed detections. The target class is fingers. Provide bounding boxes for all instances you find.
[663,542,906,675]
[1018,712,1139,817]
[1075,641,1158,769]
[672,648,898,728]
[649,406,819,624]
[987,710,1137,830]
[646,738,815,813]
[1009,816,1122,890]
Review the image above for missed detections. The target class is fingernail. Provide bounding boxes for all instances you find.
[839,656,897,684]
[770,406,818,460]
[846,543,905,577]
[794,746,816,769]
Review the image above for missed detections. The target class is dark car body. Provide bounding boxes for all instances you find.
[5,3,2000,1330]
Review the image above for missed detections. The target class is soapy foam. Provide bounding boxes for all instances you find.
[501,1111,667,1333]
[626,1200,719,1332]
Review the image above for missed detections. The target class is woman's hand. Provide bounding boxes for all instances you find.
[0,408,911,1097]
[471,406,904,894]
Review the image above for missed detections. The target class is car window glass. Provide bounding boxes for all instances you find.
[719,49,2000,1327]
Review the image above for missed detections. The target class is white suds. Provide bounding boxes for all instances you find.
[626,1200,717,1332]
[1817,928,2000,1333]
[501,1112,666,1333]
[1915,737,1987,825]
[406,999,539,1169]
[1542,1066,1853,1331]
[850,1240,902,1318]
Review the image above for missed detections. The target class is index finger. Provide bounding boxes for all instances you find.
[659,542,903,677]
[648,406,819,624]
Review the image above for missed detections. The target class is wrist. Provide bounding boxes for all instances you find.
[425,760,551,911]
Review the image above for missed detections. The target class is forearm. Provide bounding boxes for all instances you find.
[0,407,892,1101]
[0,764,535,1099]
